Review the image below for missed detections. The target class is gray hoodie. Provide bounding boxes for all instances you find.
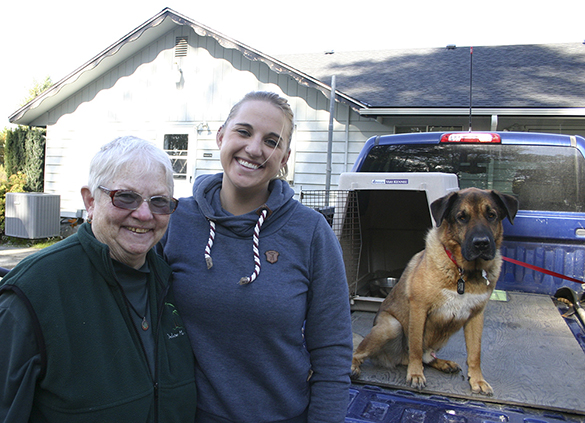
[158,173,353,423]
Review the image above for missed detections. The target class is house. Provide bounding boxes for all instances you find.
[9,8,585,218]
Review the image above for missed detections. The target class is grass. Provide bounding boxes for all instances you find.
[0,236,61,249]
[31,238,61,249]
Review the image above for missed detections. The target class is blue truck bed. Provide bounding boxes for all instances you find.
[347,384,578,423]
[348,292,585,422]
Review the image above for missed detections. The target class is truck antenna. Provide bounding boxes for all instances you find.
[469,46,473,131]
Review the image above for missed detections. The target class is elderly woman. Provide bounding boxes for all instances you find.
[0,137,196,422]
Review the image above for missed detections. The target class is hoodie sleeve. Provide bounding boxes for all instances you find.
[303,214,353,423]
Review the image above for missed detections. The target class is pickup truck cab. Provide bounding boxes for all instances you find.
[305,131,585,422]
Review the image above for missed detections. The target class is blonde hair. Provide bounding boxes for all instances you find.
[221,91,294,179]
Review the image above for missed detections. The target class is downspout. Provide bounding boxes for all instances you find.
[325,75,336,195]
[344,105,350,172]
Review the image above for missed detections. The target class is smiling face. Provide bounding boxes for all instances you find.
[217,99,291,211]
[81,161,171,269]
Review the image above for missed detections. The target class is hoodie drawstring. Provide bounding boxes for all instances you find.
[239,208,268,285]
[204,207,270,285]
[205,220,216,269]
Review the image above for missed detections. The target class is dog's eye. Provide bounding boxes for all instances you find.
[486,210,497,221]
[457,212,468,223]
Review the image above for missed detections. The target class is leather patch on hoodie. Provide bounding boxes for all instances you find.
[265,250,279,264]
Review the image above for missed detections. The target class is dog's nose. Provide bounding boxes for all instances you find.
[473,236,491,252]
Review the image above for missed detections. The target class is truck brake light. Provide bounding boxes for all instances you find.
[440,133,501,143]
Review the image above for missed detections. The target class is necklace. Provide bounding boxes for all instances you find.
[127,298,150,330]
[113,260,151,331]
[121,286,150,331]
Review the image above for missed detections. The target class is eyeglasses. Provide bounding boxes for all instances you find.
[99,186,178,215]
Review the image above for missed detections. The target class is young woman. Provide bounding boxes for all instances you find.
[158,91,353,423]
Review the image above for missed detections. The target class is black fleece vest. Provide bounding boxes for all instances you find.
[0,223,196,422]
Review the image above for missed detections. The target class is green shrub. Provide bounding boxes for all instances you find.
[0,172,27,235]
[1,126,47,236]
[4,127,26,177]
[4,126,45,192]
[24,128,46,192]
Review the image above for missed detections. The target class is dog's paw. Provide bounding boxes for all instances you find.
[350,360,362,379]
[406,372,426,390]
[431,358,461,374]
[469,378,494,396]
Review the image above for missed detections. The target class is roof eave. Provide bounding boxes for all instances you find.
[10,7,366,126]
[10,8,181,125]
[359,107,585,117]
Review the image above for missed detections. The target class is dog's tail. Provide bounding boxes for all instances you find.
[370,335,407,369]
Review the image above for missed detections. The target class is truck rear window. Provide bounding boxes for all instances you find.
[360,144,585,212]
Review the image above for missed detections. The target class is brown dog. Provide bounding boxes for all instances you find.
[351,188,519,395]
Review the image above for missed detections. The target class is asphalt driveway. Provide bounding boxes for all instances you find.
[0,245,39,270]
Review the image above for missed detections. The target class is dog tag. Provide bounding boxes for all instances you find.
[457,277,465,295]
[482,269,490,285]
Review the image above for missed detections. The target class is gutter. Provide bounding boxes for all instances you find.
[359,107,585,117]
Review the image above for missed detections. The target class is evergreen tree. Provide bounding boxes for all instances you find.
[21,76,53,106]
[4,127,27,176]
[24,128,46,192]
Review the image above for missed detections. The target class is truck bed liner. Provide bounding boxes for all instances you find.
[351,292,585,416]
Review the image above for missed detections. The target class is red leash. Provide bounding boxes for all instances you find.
[502,256,585,285]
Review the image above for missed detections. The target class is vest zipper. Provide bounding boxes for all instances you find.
[118,284,153,376]
[153,382,159,423]
[115,278,157,421]
[153,271,170,423]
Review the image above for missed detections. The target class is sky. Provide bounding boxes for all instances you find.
[1,0,584,129]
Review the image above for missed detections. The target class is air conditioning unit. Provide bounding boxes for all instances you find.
[5,193,61,239]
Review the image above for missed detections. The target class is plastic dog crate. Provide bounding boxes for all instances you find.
[301,173,458,311]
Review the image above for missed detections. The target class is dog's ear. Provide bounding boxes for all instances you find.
[490,191,519,224]
[431,191,459,227]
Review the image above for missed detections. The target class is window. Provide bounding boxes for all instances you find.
[360,144,585,212]
[164,134,188,180]
[395,125,463,134]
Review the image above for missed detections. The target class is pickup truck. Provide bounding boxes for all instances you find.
[301,131,585,422]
